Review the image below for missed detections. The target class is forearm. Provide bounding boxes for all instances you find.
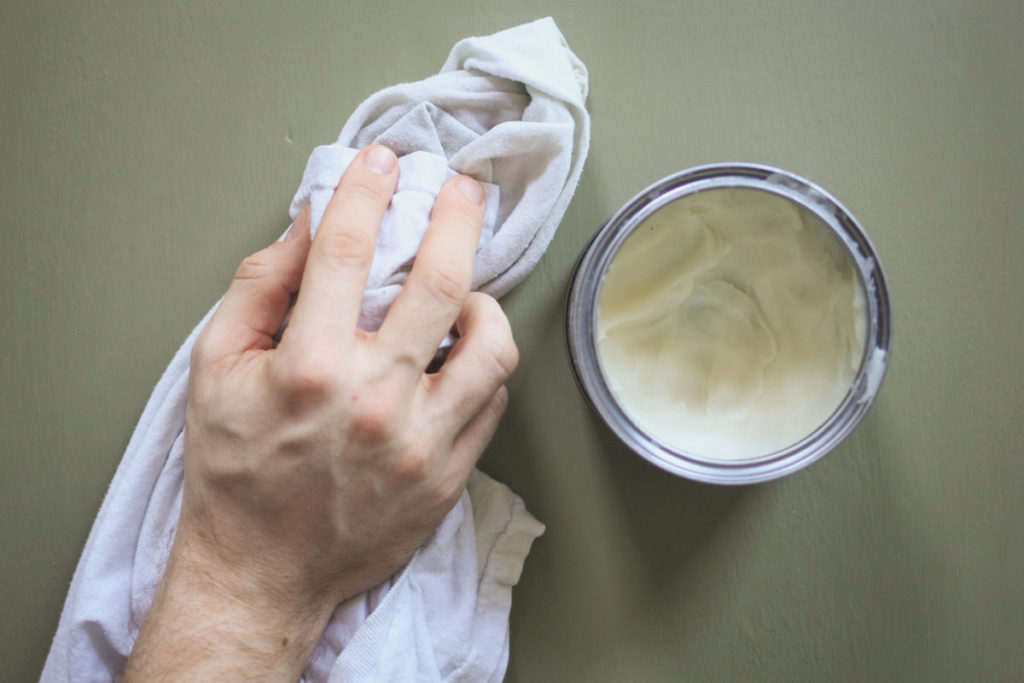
[123,551,329,682]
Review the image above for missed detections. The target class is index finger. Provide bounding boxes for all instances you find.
[284,145,398,349]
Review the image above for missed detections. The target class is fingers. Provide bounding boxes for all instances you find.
[426,292,518,424]
[283,145,398,351]
[377,175,485,371]
[447,384,510,479]
[192,207,312,370]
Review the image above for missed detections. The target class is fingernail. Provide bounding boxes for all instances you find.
[457,177,484,205]
[364,146,396,174]
[285,206,310,241]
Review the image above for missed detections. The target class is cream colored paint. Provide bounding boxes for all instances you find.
[597,189,864,459]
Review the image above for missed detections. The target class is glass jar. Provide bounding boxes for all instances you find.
[565,163,892,484]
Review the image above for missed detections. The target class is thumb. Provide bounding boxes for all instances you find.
[192,206,312,371]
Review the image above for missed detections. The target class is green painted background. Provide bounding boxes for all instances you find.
[3,1,1021,680]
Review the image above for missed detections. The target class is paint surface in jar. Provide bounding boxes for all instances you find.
[596,188,866,460]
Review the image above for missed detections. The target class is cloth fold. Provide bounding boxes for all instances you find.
[290,16,589,330]
[42,17,588,683]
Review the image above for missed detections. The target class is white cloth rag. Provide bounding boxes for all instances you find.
[42,16,589,683]
[291,16,590,331]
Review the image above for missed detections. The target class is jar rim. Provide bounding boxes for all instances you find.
[565,163,892,485]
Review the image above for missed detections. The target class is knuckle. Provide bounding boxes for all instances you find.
[190,329,215,371]
[429,473,465,511]
[480,322,519,380]
[389,346,424,374]
[491,384,510,415]
[503,340,520,377]
[341,178,392,210]
[392,446,431,484]
[350,409,394,444]
[234,251,271,282]
[349,394,401,444]
[420,264,469,311]
[273,355,340,400]
[233,241,292,280]
[317,228,375,270]
[186,366,217,410]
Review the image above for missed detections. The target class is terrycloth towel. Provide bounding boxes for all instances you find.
[41,17,588,683]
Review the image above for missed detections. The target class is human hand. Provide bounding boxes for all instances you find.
[124,145,518,680]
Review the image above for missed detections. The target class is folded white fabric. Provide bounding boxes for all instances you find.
[291,16,589,330]
[42,17,588,683]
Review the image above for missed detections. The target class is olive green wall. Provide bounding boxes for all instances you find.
[3,1,1021,680]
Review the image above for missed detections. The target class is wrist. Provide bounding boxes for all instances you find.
[124,540,332,681]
